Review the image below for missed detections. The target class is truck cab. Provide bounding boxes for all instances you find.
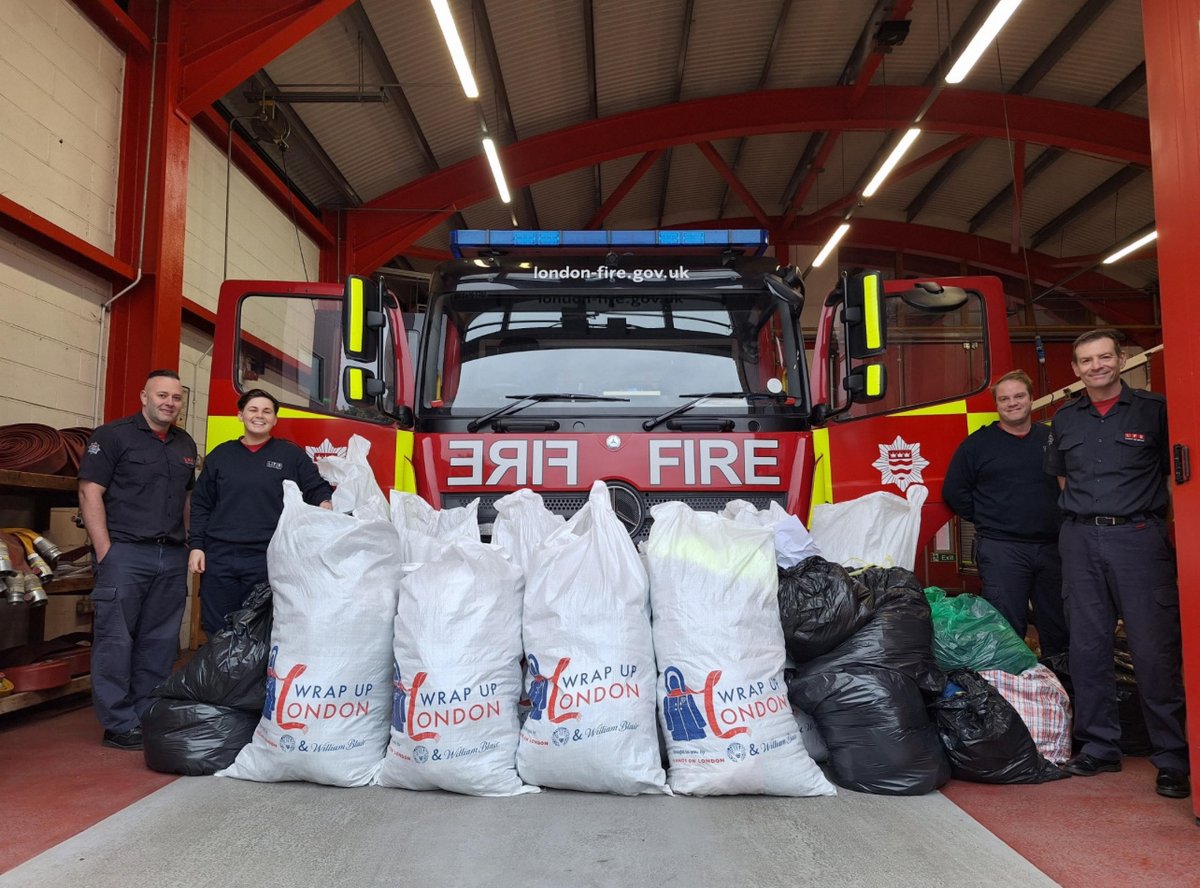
[208,230,1010,581]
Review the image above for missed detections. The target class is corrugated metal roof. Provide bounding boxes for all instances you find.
[218,0,1158,295]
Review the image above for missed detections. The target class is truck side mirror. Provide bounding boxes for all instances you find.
[843,270,886,360]
[342,274,385,363]
[342,366,385,406]
[844,362,887,403]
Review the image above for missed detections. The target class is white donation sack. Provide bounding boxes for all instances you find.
[646,502,836,797]
[317,434,391,524]
[374,542,534,796]
[217,479,404,787]
[517,481,667,795]
[808,484,928,570]
[491,488,566,576]
[390,490,480,561]
[720,499,822,568]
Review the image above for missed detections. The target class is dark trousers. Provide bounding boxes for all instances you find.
[1059,518,1188,771]
[199,539,269,635]
[90,541,187,733]
[975,536,1069,660]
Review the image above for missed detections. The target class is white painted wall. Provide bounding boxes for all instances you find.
[0,229,108,427]
[184,130,320,316]
[0,0,319,441]
[0,0,122,428]
[0,0,124,250]
[182,129,320,452]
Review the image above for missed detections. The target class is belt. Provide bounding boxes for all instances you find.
[1067,513,1156,526]
[132,536,180,545]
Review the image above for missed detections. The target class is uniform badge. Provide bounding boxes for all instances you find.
[87,442,101,455]
[1123,432,1146,443]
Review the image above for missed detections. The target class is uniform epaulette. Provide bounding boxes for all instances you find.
[1130,388,1166,403]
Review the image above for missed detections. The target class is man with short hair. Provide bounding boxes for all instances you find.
[1045,329,1189,799]
[78,370,197,750]
[944,369,1068,660]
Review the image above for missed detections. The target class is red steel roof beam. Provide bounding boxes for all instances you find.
[0,195,136,284]
[176,0,356,118]
[695,142,771,230]
[347,88,1149,274]
[584,150,664,230]
[72,0,152,55]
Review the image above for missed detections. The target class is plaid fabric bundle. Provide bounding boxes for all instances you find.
[980,664,1072,764]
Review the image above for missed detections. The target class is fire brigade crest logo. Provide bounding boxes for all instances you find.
[305,438,348,461]
[872,435,930,492]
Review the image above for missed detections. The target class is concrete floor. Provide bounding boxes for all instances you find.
[0,776,1056,888]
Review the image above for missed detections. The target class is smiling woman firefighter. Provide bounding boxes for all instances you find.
[187,389,333,635]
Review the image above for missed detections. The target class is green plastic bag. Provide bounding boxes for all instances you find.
[924,587,1037,675]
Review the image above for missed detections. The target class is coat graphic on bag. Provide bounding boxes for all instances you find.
[527,654,548,721]
[263,645,284,721]
[256,649,374,734]
[662,667,707,741]
[392,664,407,732]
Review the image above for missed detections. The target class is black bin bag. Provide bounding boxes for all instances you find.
[155,582,273,712]
[789,665,949,795]
[806,566,945,696]
[142,700,258,776]
[933,669,1069,784]
[143,583,273,775]
[777,557,875,663]
[787,567,949,794]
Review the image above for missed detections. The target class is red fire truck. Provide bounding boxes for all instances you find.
[207,230,1011,584]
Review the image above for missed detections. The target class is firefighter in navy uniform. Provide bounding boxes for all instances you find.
[188,389,332,634]
[1045,329,1189,799]
[943,369,1068,659]
[78,370,197,751]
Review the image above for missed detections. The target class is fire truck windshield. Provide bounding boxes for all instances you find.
[420,288,805,421]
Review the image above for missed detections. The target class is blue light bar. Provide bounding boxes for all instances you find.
[450,229,769,257]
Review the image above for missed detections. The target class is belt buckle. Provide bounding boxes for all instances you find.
[1096,516,1119,526]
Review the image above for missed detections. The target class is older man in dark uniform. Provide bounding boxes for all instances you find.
[78,370,197,750]
[1045,329,1189,798]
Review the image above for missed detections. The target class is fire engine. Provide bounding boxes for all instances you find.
[207,230,1012,584]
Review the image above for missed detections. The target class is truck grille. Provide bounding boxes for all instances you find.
[441,490,788,541]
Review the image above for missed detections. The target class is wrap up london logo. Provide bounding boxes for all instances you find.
[522,654,642,746]
[263,645,373,752]
[391,664,504,761]
[661,666,791,763]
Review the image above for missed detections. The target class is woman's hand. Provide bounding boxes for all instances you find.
[188,548,206,573]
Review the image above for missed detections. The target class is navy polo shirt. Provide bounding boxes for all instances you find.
[1044,383,1170,518]
[188,437,333,548]
[78,412,197,544]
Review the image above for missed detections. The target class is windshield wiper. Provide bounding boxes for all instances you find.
[467,392,630,433]
[641,391,788,431]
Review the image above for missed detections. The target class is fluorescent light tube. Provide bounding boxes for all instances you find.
[812,223,851,267]
[1102,230,1157,264]
[482,137,512,203]
[431,0,479,98]
[863,128,922,198]
[945,0,1024,84]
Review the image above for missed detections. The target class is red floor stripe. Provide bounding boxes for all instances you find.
[0,699,176,874]
[941,760,1200,888]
